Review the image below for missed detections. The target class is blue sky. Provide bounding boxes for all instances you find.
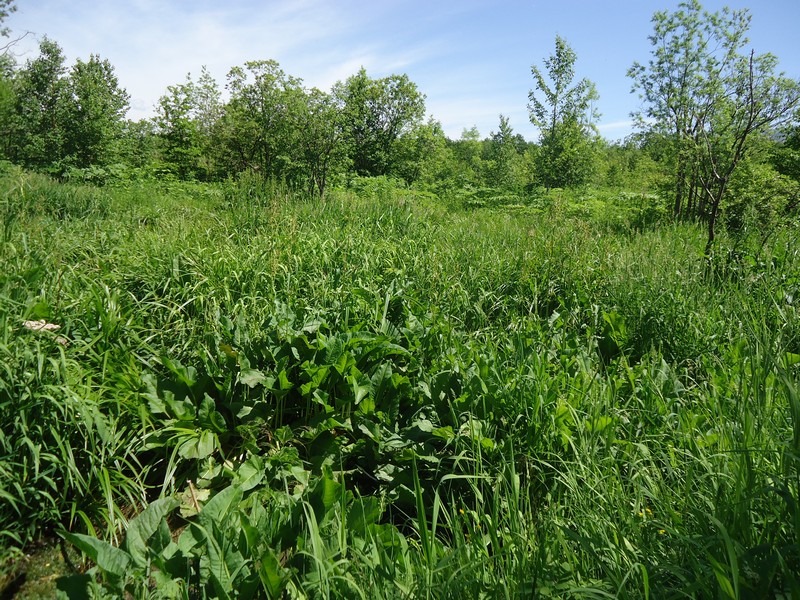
[5,0,800,141]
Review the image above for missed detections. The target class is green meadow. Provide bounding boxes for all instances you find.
[0,166,797,598]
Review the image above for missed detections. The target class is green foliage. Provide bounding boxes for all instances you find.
[0,0,15,39]
[334,67,426,177]
[154,75,205,180]
[3,38,129,176]
[2,163,800,597]
[482,114,528,192]
[6,37,68,172]
[537,118,597,189]
[529,35,599,190]
[629,0,800,252]
[772,124,800,183]
[724,157,800,238]
[60,55,129,169]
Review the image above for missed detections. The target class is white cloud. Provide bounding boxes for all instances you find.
[596,119,636,132]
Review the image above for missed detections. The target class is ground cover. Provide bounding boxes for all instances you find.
[0,169,798,598]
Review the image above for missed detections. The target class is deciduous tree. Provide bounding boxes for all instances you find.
[154,67,222,180]
[61,54,129,169]
[334,68,425,177]
[484,114,526,191]
[8,37,68,171]
[288,86,347,197]
[629,0,800,253]
[217,60,301,179]
[528,35,599,190]
[0,0,13,34]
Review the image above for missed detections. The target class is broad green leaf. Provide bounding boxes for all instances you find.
[195,430,218,459]
[334,350,353,375]
[61,531,131,579]
[124,497,180,568]
[55,574,93,599]
[235,455,265,491]
[240,367,268,388]
[163,356,198,387]
[432,426,455,441]
[199,484,243,528]
[165,390,195,421]
[177,523,205,552]
[202,526,233,600]
[143,373,166,415]
[259,549,288,599]
[309,472,342,525]
[324,335,344,366]
[278,370,292,390]
[347,496,382,535]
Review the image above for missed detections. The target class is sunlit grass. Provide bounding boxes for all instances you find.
[0,170,798,597]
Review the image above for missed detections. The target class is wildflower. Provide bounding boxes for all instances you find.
[658,529,666,535]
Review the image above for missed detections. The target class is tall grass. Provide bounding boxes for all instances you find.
[0,168,798,597]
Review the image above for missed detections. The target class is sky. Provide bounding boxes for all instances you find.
[4,0,800,142]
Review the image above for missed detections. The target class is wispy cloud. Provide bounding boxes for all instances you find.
[596,119,636,132]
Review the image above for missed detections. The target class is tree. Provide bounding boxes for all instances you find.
[61,54,129,169]
[393,118,454,189]
[0,50,13,159]
[155,76,202,179]
[154,67,222,180]
[629,0,800,253]
[118,118,159,171]
[7,37,68,171]
[772,124,800,182]
[528,35,599,190]
[288,86,347,197]
[217,60,302,179]
[484,114,525,191]
[334,68,425,177]
[449,126,484,187]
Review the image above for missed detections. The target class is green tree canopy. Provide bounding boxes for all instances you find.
[0,0,15,40]
[334,68,425,177]
[629,0,800,252]
[216,60,302,179]
[484,114,526,191]
[8,36,68,171]
[4,37,130,174]
[154,66,222,180]
[528,35,599,189]
[61,54,129,169]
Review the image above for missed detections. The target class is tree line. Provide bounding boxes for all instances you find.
[1,0,799,250]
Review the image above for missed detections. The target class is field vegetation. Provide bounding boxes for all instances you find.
[0,165,798,598]
[1,0,799,597]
